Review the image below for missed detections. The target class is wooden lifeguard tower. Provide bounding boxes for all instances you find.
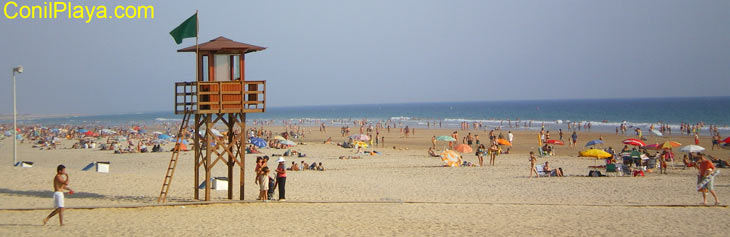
[158,36,266,202]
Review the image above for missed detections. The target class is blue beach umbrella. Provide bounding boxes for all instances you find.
[249,137,267,148]
[158,134,172,140]
[77,129,88,133]
[584,139,604,147]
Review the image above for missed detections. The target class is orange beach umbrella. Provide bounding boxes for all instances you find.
[496,138,512,146]
[454,144,473,153]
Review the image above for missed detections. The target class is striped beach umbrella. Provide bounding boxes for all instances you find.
[661,141,681,149]
[622,138,645,147]
[642,143,661,150]
[440,150,461,167]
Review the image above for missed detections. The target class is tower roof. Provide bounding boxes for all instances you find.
[178,36,266,54]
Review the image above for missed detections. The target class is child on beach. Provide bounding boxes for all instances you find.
[529,152,538,178]
[255,167,270,201]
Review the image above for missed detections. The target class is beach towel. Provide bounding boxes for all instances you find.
[697,170,720,191]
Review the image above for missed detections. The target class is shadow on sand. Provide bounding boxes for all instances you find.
[0,188,159,203]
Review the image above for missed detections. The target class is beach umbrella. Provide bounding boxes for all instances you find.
[496,138,511,146]
[50,128,60,133]
[152,131,163,135]
[584,139,603,147]
[545,139,564,145]
[352,141,368,148]
[158,134,172,140]
[128,128,138,134]
[138,129,147,134]
[650,129,663,137]
[350,134,370,141]
[454,144,473,153]
[174,143,189,151]
[679,145,705,153]
[84,131,96,137]
[435,136,456,142]
[210,129,224,137]
[249,137,267,148]
[274,135,286,141]
[101,129,116,135]
[77,129,89,133]
[622,138,646,147]
[440,150,461,167]
[579,149,612,159]
[151,139,166,144]
[661,141,681,149]
[280,140,297,146]
[722,137,730,143]
[642,143,661,150]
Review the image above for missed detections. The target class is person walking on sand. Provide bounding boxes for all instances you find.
[44,165,74,226]
[507,131,514,147]
[274,157,287,201]
[685,154,720,205]
[431,136,436,149]
[489,142,499,166]
[571,131,578,147]
[529,152,538,178]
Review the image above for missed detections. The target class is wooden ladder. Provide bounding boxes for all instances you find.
[157,110,192,203]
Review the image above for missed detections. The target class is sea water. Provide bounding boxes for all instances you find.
[9,97,730,134]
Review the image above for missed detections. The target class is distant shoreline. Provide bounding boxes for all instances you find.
[0,113,88,121]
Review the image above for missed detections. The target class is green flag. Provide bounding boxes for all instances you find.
[170,13,197,44]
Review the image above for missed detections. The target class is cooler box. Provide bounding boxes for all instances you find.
[212,177,228,191]
[20,161,33,168]
[96,162,110,173]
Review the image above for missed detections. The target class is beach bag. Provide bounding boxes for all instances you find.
[267,176,275,200]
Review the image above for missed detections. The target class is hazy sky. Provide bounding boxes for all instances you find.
[1,0,729,115]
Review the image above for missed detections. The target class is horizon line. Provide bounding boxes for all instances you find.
[2,95,728,117]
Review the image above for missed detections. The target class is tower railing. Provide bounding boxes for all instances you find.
[175,80,265,114]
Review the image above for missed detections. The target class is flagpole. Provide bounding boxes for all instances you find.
[195,10,199,83]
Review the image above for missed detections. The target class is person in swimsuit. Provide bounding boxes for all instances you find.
[44,165,74,226]
[529,152,538,178]
[476,144,486,167]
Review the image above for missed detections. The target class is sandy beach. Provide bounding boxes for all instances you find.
[1,126,728,236]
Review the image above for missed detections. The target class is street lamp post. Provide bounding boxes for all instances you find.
[12,65,22,166]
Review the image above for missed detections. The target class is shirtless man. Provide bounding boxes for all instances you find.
[44,165,74,226]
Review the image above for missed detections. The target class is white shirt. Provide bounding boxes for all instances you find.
[508,133,514,142]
